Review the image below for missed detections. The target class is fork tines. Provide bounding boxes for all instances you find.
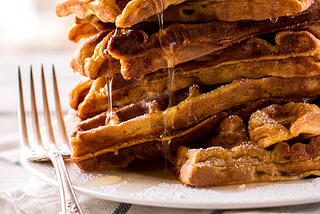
[18,65,71,161]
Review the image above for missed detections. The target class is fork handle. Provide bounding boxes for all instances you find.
[49,152,83,214]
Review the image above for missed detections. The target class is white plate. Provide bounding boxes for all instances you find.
[21,116,320,210]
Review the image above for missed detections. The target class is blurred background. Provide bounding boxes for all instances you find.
[0,0,81,138]
[0,0,75,56]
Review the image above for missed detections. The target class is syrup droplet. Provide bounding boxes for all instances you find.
[113,27,119,36]
[167,66,175,108]
[105,76,113,124]
[107,76,113,112]
[158,13,164,31]
[269,18,278,23]
[134,76,144,81]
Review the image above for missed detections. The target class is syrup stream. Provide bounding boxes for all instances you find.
[157,9,176,109]
[106,76,113,114]
[167,61,176,108]
[157,3,176,171]
[105,28,118,124]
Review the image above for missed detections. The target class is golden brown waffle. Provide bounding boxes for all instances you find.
[56,0,319,28]
[70,30,121,79]
[70,29,320,119]
[118,0,320,27]
[68,23,100,43]
[249,102,320,148]
[200,115,249,149]
[58,0,320,186]
[56,0,122,23]
[109,4,320,79]
[70,3,320,79]
[72,111,228,170]
[71,75,320,171]
[68,17,115,42]
[160,0,320,24]
[175,112,320,187]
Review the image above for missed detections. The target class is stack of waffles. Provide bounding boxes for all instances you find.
[56,0,320,186]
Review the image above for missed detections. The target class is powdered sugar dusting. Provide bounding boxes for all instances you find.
[86,180,128,195]
[129,178,320,207]
[24,158,320,209]
[23,156,320,209]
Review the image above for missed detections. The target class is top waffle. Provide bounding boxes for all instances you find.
[56,0,320,28]
[69,3,320,80]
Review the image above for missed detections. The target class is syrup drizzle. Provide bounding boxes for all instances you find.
[106,76,113,114]
[157,0,176,170]
[105,28,119,124]
[157,9,176,109]
[167,60,176,108]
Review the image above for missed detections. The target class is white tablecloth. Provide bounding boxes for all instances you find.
[2,53,320,214]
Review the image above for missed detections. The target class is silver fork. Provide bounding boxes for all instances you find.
[18,65,83,214]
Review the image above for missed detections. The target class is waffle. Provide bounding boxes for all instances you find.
[70,29,320,119]
[175,110,320,187]
[70,75,320,170]
[110,4,320,79]
[56,0,319,28]
[57,0,320,187]
[68,17,115,42]
[249,102,320,148]
[159,0,320,24]
[119,0,320,27]
[72,110,228,170]
[56,0,122,23]
[70,30,121,79]
[70,3,320,79]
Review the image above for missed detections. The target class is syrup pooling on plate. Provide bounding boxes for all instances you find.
[80,175,124,188]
